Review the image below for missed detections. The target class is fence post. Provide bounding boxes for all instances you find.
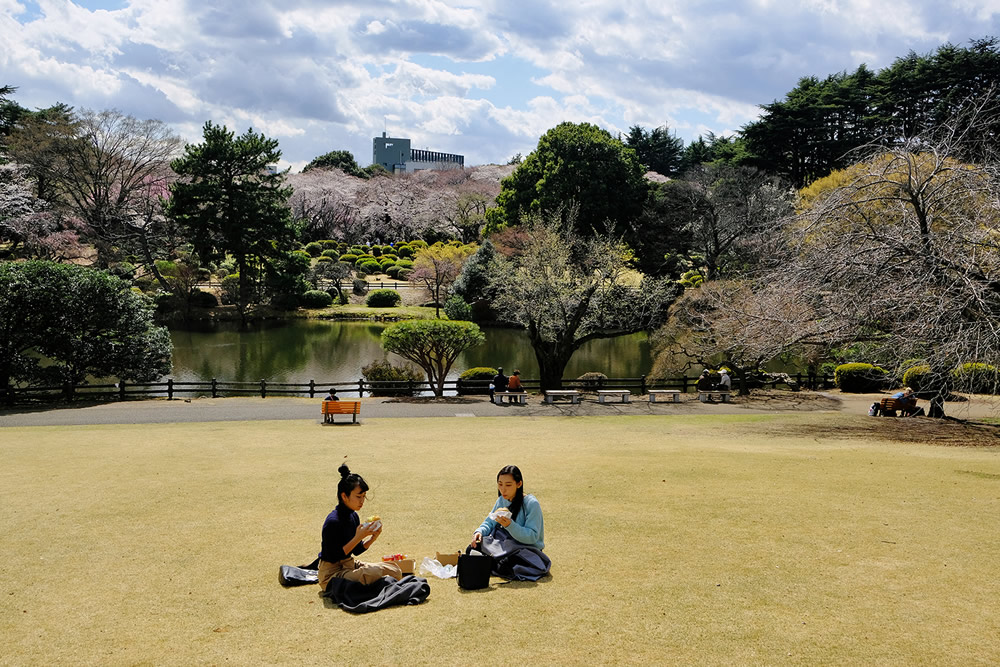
[358,378,365,397]
[167,378,174,400]
[211,378,218,398]
[640,374,647,394]
[3,383,11,406]
[260,379,267,398]
[119,380,126,401]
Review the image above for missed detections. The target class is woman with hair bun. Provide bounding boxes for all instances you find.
[317,464,402,590]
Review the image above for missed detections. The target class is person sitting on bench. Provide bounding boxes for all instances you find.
[891,387,925,416]
[324,388,339,401]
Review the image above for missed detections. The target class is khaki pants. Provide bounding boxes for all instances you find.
[318,556,402,590]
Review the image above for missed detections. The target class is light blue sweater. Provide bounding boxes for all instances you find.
[477,494,545,550]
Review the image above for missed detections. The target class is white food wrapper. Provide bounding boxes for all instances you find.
[362,520,382,531]
[418,557,457,579]
[490,508,512,521]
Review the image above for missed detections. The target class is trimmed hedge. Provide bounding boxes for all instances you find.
[366,289,402,307]
[901,364,931,392]
[458,366,497,395]
[361,358,423,396]
[300,289,334,308]
[953,363,1000,395]
[834,363,888,392]
[304,242,323,257]
[444,295,472,320]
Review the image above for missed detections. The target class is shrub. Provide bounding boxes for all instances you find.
[385,265,403,279]
[352,278,368,295]
[397,268,413,280]
[361,358,423,396]
[189,288,218,308]
[396,245,414,259]
[315,256,332,263]
[304,242,323,257]
[366,289,402,307]
[321,239,338,249]
[154,291,179,313]
[359,260,383,275]
[291,249,311,262]
[576,371,608,389]
[444,295,472,320]
[339,253,359,265]
[382,253,398,262]
[321,249,340,259]
[953,363,1000,395]
[371,246,382,257]
[379,258,396,269]
[834,363,888,392]
[300,289,333,308]
[901,364,931,392]
[410,240,428,249]
[220,274,240,305]
[458,366,497,395]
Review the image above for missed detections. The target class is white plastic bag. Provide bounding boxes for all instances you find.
[418,557,457,579]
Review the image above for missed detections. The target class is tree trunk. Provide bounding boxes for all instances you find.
[532,338,577,391]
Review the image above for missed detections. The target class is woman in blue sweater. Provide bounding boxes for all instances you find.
[471,465,545,551]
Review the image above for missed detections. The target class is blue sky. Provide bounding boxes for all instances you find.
[3,0,999,171]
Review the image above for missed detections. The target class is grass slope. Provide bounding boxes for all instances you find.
[2,414,999,665]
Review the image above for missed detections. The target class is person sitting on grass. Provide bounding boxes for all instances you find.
[891,387,925,417]
[317,464,402,590]
[469,465,550,580]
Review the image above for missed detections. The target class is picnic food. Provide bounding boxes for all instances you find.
[367,515,380,523]
[382,553,409,562]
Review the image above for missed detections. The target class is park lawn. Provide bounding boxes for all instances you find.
[1,414,999,665]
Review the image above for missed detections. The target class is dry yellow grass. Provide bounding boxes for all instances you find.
[2,414,999,665]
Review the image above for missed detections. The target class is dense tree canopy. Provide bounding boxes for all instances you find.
[167,122,297,323]
[303,149,363,176]
[0,260,171,391]
[486,122,647,236]
[624,124,684,177]
[741,38,1000,187]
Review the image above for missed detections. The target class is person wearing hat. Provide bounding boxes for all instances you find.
[696,369,714,392]
[717,369,732,391]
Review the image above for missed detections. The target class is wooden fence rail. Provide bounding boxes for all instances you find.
[0,373,834,405]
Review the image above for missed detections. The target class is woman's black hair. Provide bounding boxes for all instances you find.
[336,464,368,513]
[497,465,524,520]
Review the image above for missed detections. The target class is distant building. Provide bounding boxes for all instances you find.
[372,133,464,173]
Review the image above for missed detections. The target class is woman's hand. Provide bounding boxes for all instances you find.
[365,522,383,546]
[470,532,482,549]
[496,514,512,527]
[355,522,377,541]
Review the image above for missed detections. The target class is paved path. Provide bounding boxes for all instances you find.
[2,391,995,428]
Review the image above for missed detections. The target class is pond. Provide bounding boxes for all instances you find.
[167,320,653,384]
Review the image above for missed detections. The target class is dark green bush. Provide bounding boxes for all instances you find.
[385,265,403,279]
[304,242,323,257]
[352,278,368,295]
[397,268,413,280]
[220,274,240,305]
[315,256,332,263]
[189,288,218,308]
[371,246,382,257]
[834,363,888,392]
[396,246,414,259]
[300,289,333,308]
[339,253,359,265]
[444,295,472,320]
[321,249,340,259]
[361,358,423,395]
[321,239,338,249]
[366,289,402,307]
[359,260,382,275]
[576,371,608,389]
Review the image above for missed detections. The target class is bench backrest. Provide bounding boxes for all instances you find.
[880,398,899,410]
[322,401,361,414]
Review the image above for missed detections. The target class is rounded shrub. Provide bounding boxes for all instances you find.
[371,246,382,257]
[300,289,334,308]
[834,363,888,392]
[189,288,218,308]
[444,295,472,320]
[576,371,608,389]
[304,242,323,257]
[397,268,413,280]
[396,245,414,259]
[901,364,931,392]
[359,260,382,275]
[366,289,402,307]
[361,358,423,396]
[315,256,332,263]
[339,253,359,265]
[321,249,340,259]
[458,366,497,395]
[410,240,428,249]
[321,239,338,250]
[352,278,369,295]
[385,264,403,279]
[220,273,240,305]
[953,363,1000,395]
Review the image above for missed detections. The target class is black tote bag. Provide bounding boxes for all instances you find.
[457,547,493,590]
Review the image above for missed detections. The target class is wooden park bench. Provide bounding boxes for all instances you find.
[322,400,361,424]
[596,389,631,404]
[648,390,682,404]
[878,397,900,417]
[495,392,528,405]
[698,391,732,403]
[543,390,582,404]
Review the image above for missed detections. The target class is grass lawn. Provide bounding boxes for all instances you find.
[2,414,999,665]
